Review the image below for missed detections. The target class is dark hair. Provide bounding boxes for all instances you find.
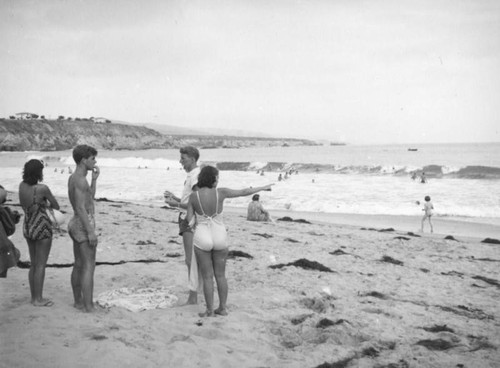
[73,145,98,164]
[425,196,431,201]
[197,166,219,189]
[23,159,44,185]
[180,146,200,162]
[252,194,260,201]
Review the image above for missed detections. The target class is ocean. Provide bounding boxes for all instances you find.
[1,142,499,222]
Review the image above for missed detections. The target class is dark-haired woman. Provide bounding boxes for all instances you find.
[186,165,273,317]
[19,159,60,306]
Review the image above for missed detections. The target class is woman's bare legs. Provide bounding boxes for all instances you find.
[213,248,229,315]
[195,247,215,316]
[28,238,53,306]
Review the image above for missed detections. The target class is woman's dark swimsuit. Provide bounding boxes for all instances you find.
[23,185,52,240]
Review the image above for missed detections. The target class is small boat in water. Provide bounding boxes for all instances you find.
[408,148,418,152]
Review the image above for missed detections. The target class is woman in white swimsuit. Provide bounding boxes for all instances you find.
[186,166,273,317]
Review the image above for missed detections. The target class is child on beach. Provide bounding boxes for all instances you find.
[420,196,434,233]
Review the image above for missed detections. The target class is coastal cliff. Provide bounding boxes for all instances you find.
[0,119,318,151]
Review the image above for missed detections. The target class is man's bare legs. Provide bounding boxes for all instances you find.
[213,248,229,316]
[27,238,53,306]
[183,231,197,304]
[71,240,96,312]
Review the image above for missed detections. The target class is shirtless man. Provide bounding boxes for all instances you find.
[67,145,99,312]
[164,146,200,304]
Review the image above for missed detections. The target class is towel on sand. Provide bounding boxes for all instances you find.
[96,287,178,312]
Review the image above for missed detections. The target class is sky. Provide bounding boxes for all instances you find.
[1,0,499,144]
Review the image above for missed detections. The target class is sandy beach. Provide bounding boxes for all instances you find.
[1,195,499,368]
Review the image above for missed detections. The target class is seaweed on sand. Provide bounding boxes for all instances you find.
[361,291,389,300]
[472,275,500,288]
[393,236,410,240]
[422,324,455,333]
[316,318,347,328]
[329,249,349,256]
[416,339,456,350]
[227,250,254,259]
[252,232,273,238]
[269,258,334,272]
[380,255,404,266]
[277,216,312,224]
[481,238,500,244]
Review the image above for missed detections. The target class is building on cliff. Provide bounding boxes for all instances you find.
[91,117,110,123]
[15,112,38,119]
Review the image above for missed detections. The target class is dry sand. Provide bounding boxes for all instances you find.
[1,196,499,368]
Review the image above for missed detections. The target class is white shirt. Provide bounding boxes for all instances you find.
[181,167,200,205]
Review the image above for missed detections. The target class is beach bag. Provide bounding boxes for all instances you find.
[0,206,16,236]
[0,214,20,275]
[0,239,20,274]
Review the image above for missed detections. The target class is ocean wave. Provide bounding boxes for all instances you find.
[204,161,500,180]
[33,154,500,180]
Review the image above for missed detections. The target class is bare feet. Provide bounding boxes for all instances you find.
[82,303,107,313]
[74,300,84,310]
[214,307,228,316]
[32,299,54,307]
[185,291,197,305]
[199,310,215,317]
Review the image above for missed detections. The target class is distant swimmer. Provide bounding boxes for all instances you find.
[420,172,427,184]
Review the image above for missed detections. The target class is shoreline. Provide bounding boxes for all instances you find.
[5,191,500,241]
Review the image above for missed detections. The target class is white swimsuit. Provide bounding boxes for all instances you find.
[193,190,227,251]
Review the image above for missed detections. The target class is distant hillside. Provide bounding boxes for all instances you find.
[137,123,205,136]
[142,123,272,138]
[0,119,318,151]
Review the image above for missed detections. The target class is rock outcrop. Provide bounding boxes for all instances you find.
[0,119,318,151]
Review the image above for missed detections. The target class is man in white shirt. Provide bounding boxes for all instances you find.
[164,146,201,304]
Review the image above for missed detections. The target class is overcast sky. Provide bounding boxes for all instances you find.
[1,0,499,144]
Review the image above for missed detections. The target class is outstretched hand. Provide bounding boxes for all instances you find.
[262,184,274,191]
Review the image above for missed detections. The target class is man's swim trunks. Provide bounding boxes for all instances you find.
[68,214,95,243]
[178,212,193,235]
